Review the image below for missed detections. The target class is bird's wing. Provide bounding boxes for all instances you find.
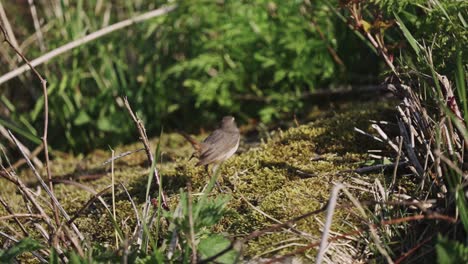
[197,130,239,166]
[201,129,225,144]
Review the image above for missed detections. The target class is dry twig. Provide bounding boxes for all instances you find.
[1,23,60,230]
[316,183,344,263]
[0,196,29,236]
[8,132,84,241]
[27,0,46,51]
[123,97,169,210]
[187,182,197,264]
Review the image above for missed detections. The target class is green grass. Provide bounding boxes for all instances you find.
[0,0,380,153]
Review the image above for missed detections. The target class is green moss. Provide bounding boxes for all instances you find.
[166,101,395,257]
[1,101,396,259]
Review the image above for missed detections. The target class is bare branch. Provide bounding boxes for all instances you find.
[0,2,20,49]
[8,131,84,241]
[0,22,60,229]
[0,231,48,263]
[28,0,46,51]
[0,213,45,221]
[315,183,344,264]
[0,196,29,236]
[123,97,169,210]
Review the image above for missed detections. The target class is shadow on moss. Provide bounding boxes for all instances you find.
[1,101,397,259]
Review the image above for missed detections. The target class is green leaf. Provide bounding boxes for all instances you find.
[458,12,467,27]
[259,106,278,123]
[0,238,43,262]
[135,251,165,264]
[31,95,45,121]
[383,157,393,165]
[0,95,15,112]
[0,118,41,145]
[455,48,467,122]
[74,110,92,126]
[394,12,421,57]
[97,117,119,132]
[456,188,468,233]
[361,19,372,33]
[49,247,59,264]
[253,53,276,68]
[69,251,85,264]
[195,195,230,228]
[198,235,238,264]
[167,104,180,113]
[274,70,287,83]
[436,235,468,264]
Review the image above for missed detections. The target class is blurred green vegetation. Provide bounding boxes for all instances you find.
[0,0,380,152]
[378,0,467,76]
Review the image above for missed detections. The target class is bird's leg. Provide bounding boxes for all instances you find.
[201,163,225,193]
[201,164,219,193]
[199,165,210,193]
[188,152,196,161]
[211,163,227,193]
[211,163,220,175]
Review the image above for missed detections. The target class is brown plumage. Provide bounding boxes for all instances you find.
[182,116,240,169]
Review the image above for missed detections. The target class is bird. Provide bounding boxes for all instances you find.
[181,116,240,173]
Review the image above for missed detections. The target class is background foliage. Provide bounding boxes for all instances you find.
[0,0,378,152]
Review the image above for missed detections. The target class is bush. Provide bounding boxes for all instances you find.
[0,0,376,152]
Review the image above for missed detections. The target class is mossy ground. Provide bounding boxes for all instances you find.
[1,100,397,260]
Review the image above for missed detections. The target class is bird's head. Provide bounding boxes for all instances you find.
[221,116,237,131]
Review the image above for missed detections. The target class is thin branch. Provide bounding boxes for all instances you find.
[394,235,433,264]
[111,148,119,249]
[187,182,197,264]
[67,184,112,225]
[352,161,408,174]
[101,148,145,166]
[390,137,404,189]
[11,143,44,170]
[119,182,141,244]
[0,125,44,168]
[123,97,169,210]
[28,0,46,51]
[264,213,456,264]
[0,2,20,50]
[8,131,84,241]
[0,196,29,236]
[0,213,45,221]
[315,183,344,263]
[309,18,344,67]
[398,119,425,177]
[0,231,48,263]
[0,23,60,229]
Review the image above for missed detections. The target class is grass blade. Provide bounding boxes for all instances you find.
[394,12,421,57]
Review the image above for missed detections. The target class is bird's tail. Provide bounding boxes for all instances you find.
[179,132,201,152]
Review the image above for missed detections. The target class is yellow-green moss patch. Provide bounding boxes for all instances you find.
[1,101,395,260]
